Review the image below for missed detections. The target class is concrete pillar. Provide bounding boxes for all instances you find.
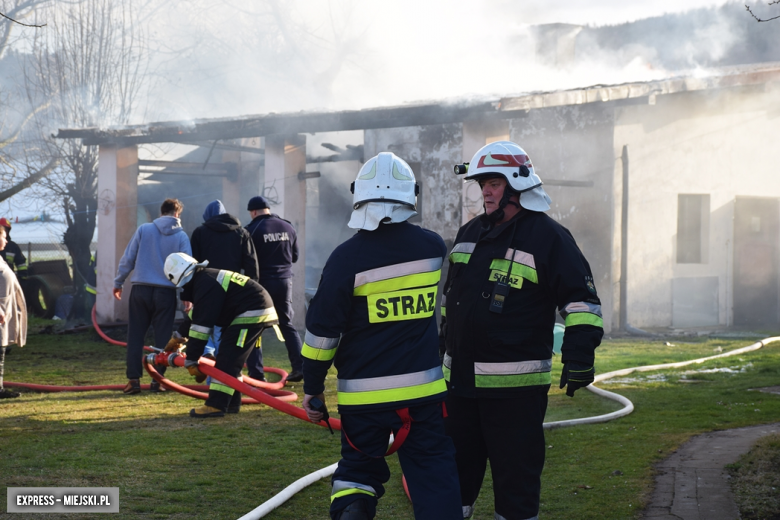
[96,144,138,324]
[461,120,510,224]
[264,134,307,331]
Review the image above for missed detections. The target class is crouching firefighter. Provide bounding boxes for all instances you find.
[163,252,279,418]
[302,152,462,520]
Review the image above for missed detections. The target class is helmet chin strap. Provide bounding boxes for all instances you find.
[485,186,520,224]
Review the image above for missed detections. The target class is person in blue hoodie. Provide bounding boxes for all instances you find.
[113,198,192,394]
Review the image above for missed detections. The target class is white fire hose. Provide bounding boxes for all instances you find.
[239,336,780,519]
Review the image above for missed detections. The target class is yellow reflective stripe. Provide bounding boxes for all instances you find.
[230,272,249,286]
[302,342,337,361]
[475,372,551,388]
[209,381,235,395]
[337,379,446,406]
[330,488,375,502]
[17,265,28,271]
[449,252,471,264]
[367,285,437,323]
[189,330,210,340]
[489,259,538,284]
[256,336,262,349]
[230,313,278,326]
[237,329,247,348]
[85,285,97,295]
[187,308,193,319]
[219,270,232,291]
[440,305,446,317]
[565,313,604,328]
[353,270,440,297]
[442,363,451,381]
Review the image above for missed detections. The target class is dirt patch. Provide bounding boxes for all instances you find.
[727,433,780,520]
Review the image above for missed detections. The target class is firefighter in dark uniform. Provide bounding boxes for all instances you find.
[244,195,304,383]
[442,141,604,520]
[163,252,278,418]
[302,153,461,520]
[0,218,27,279]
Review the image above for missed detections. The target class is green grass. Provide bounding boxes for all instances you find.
[727,433,780,520]
[1,323,780,519]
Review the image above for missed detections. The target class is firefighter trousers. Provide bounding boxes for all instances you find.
[445,388,548,520]
[330,402,462,520]
[204,323,264,412]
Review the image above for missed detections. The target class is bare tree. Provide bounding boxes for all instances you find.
[23,0,146,319]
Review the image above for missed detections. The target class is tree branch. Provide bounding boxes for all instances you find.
[0,157,59,202]
[745,4,780,22]
[0,10,46,27]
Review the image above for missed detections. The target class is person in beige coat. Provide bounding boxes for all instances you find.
[0,225,27,399]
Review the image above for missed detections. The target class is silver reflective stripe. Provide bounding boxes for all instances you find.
[332,480,377,496]
[235,308,276,318]
[338,366,443,393]
[304,330,339,349]
[441,294,447,307]
[190,324,213,335]
[505,248,536,269]
[561,301,602,318]
[443,352,452,370]
[452,242,476,254]
[474,359,552,375]
[354,257,443,288]
[463,505,474,519]
[216,270,228,285]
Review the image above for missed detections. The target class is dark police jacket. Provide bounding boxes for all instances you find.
[440,210,603,399]
[302,222,447,414]
[179,268,278,361]
[245,214,298,280]
[191,214,259,280]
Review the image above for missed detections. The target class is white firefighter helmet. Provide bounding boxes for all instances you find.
[465,141,551,212]
[351,152,418,209]
[164,253,208,287]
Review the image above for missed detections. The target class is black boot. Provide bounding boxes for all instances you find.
[336,500,370,520]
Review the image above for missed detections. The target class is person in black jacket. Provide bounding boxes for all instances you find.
[164,252,278,417]
[442,141,603,520]
[0,218,27,279]
[302,153,461,520]
[244,196,303,383]
[189,200,259,360]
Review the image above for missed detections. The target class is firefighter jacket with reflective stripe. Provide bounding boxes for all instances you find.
[440,210,603,398]
[302,221,448,414]
[1,240,26,275]
[179,268,278,360]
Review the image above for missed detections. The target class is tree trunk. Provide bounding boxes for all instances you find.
[64,190,97,323]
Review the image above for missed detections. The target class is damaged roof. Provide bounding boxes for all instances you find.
[56,63,780,146]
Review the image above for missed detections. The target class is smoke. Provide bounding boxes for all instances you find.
[137,0,749,122]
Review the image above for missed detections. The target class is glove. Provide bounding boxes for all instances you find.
[164,332,188,353]
[559,362,595,397]
[185,362,207,383]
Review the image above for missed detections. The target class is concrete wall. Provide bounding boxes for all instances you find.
[613,82,780,328]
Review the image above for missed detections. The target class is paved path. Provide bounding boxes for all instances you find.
[643,421,780,520]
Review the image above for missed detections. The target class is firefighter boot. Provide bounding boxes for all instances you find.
[189,405,225,418]
[226,391,241,414]
[123,379,141,395]
[336,499,371,520]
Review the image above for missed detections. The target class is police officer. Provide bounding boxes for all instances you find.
[0,219,27,279]
[302,153,461,520]
[163,252,278,417]
[245,195,303,383]
[441,141,604,520]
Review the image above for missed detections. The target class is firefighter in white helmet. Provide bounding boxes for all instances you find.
[302,152,461,519]
[163,252,278,417]
[442,141,603,519]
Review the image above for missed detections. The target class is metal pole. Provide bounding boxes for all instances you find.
[620,145,629,331]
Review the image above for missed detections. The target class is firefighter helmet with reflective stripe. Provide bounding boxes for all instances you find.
[465,141,551,212]
[164,253,208,287]
[350,152,419,209]
[0,218,11,230]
